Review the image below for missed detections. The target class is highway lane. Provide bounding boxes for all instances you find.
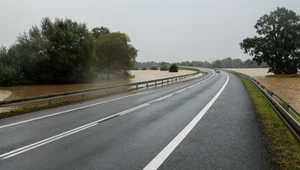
[0,69,269,169]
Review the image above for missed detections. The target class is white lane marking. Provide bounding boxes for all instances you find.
[143,73,229,170]
[0,112,123,159]
[0,70,216,159]
[119,103,150,116]
[0,70,214,129]
[175,89,187,94]
[155,94,173,102]
[188,85,196,89]
[0,92,149,129]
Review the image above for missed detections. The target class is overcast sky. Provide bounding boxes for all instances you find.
[1,0,300,62]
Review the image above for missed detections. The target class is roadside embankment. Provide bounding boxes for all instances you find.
[234,73,300,169]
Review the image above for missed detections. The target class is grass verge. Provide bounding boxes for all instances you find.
[234,73,300,169]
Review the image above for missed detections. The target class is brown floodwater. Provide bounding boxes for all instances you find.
[232,68,300,112]
[0,70,195,101]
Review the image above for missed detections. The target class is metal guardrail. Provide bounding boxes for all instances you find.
[232,71,300,143]
[0,72,202,108]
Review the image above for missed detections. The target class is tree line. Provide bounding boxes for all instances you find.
[135,57,268,69]
[0,17,137,86]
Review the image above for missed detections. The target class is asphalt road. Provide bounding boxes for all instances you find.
[0,69,269,170]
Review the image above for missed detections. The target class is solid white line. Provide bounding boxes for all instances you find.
[143,73,229,170]
[0,70,216,159]
[0,71,214,130]
[0,92,149,129]
[2,123,98,159]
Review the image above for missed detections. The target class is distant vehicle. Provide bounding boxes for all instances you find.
[215,68,221,73]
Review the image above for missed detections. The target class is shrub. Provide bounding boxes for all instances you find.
[150,67,159,70]
[141,67,147,70]
[160,67,168,71]
[169,64,178,72]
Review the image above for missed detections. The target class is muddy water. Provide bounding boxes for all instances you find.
[232,68,300,112]
[0,70,195,100]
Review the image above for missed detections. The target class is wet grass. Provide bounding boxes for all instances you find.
[235,73,300,170]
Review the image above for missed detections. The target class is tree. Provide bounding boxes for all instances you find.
[202,61,211,68]
[91,27,110,40]
[160,61,168,71]
[169,64,178,72]
[39,17,95,83]
[94,32,137,80]
[212,60,221,68]
[232,58,244,68]
[220,57,232,68]
[240,7,300,74]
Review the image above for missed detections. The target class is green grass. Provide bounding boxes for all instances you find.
[266,74,300,78]
[178,67,201,73]
[234,73,300,170]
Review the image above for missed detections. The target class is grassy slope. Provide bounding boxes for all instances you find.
[235,73,300,170]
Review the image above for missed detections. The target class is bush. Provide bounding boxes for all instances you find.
[150,67,159,70]
[160,67,168,71]
[141,67,147,70]
[169,64,178,72]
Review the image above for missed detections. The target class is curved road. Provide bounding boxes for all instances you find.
[0,69,269,169]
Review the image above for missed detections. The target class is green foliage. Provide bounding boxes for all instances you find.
[240,7,300,74]
[141,67,147,70]
[160,67,168,71]
[212,60,221,68]
[94,32,137,80]
[91,27,110,40]
[169,64,178,72]
[150,67,159,70]
[0,17,138,86]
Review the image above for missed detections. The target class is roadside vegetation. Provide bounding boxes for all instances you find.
[240,7,300,75]
[235,73,300,169]
[169,64,178,72]
[0,17,137,86]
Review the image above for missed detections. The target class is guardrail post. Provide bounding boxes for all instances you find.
[136,84,138,91]
[267,90,273,96]
[155,81,157,87]
[167,79,169,85]
[81,94,85,100]
[146,83,149,89]
[172,78,174,83]
[283,102,289,111]
[48,99,52,105]
[162,80,164,86]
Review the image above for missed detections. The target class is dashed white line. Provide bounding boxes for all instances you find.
[0,92,149,129]
[0,70,216,159]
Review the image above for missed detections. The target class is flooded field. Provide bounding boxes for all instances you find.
[232,68,300,112]
[0,70,194,101]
